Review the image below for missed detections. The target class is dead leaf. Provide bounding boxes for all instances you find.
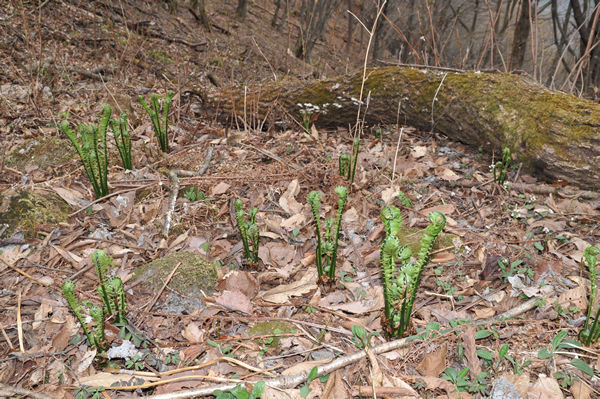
[260,270,318,304]
[411,146,427,158]
[214,290,253,314]
[571,379,593,399]
[417,342,447,377]
[502,373,530,398]
[211,182,230,196]
[530,375,564,399]
[473,307,495,319]
[326,371,349,399]
[0,246,31,267]
[51,186,85,208]
[436,166,461,181]
[33,302,52,330]
[279,179,303,214]
[381,186,400,204]
[75,349,96,374]
[281,213,306,230]
[462,326,481,379]
[50,245,82,266]
[261,242,296,268]
[326,299,380,314]
[431,252,455,263]
[217,270,260,299]
[182,322,205,343]
[557,286,588,311]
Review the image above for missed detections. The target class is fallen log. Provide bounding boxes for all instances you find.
[204,66,600,189]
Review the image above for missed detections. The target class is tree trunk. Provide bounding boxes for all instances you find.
[236,0,248,19]
[509,0,530,71]
[205,66,600,189]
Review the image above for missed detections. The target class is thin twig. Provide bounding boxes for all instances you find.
[143,262,182,312]
[431,72,448,132]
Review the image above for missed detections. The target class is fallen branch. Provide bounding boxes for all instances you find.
[145,336,411,398]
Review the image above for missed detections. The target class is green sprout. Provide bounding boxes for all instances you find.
[339,153,351,179]
[234,199,260,265]
[61,280,97,350]
[307,186,349,282]
[61,250,129,352]
[138,90,174,152]
[380,209,446,337]
[579,246,600,345]
[60,104,111,198]
[109,111,132,170]
[493,147,511,185]
[300,109,312,132]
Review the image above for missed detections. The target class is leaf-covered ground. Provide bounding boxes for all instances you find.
[1,1,599,398]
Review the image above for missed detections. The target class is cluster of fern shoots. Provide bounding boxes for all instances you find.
[380,207,446,337]
[60,91,173,199]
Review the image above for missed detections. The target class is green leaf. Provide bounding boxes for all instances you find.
[299,385,311,398]
[498,344,509,360]
[551,330,569,350]
[307,366,319,382]
[230,384,249,399]
[533,241,544,251]
[537,348,553,359]
[475,329,493,340]
[476,349,494,361]
[571,358,594,376]
[251,381,265,398]
[457,367,470,379]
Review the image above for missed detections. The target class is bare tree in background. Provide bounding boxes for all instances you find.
[189,0,211,32]
[509,0,531,70]
[295,0,342,61]
[272,0,289,30]
[236,0,248,20]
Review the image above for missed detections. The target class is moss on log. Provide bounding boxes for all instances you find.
[206,66,600,189]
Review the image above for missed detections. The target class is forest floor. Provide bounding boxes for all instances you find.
[1,1,599,398]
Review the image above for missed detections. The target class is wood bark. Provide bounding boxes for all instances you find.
[204,66,600,189]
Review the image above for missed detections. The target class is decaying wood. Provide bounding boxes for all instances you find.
[205,66,600,189]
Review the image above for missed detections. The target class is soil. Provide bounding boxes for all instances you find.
[0,1,599,398]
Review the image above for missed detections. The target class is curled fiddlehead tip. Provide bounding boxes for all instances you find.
[307,191,321,208]
[428,211,446,228]
[335,185,348,201]
[61,280,76,296]
[234,198,243,212]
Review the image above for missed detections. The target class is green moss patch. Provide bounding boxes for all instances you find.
[6,136,76,172]
[0,190,71,238]
[133,251,218,296]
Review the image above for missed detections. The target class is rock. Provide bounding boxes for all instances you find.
[133,251,218,313]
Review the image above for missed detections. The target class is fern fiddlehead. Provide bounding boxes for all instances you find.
[307,191,324,277]
[380,210,446,337]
